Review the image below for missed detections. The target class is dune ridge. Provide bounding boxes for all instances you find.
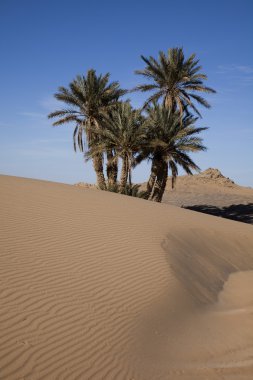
[76,168,253,224]
[0,175,253,379]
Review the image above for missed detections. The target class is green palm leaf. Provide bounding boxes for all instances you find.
[134,47,216,117]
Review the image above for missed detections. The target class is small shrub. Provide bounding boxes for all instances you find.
[106,183,149,199]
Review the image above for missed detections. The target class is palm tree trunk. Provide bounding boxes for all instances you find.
[88,122,107,190]
[93,153,107,190]
[146,158,159,199]
[157,164,168,202]
[128,167,132,189]
[120,155,128,192]
[128,155,132,189]
[106,150,118,186]
[151,161,168,202]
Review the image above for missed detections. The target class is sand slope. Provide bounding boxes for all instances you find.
[77,168,253,224]
[1,175,253,379]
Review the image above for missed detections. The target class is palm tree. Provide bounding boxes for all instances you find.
[134,47,216,117]
[48,69,126,189]
[86,102,146,192]
[136,104,207,202]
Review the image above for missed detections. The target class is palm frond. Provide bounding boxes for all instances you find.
[133,47,216,117]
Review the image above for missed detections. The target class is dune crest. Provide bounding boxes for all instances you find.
[0,175,253,379]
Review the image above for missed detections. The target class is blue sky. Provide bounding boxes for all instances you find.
[0,0,252,186]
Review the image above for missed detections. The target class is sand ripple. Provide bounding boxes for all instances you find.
[0,175,253,379]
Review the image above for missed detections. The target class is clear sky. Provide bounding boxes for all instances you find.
[0,0,253,186]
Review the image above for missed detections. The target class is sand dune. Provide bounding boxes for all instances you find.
[1,175,253,379]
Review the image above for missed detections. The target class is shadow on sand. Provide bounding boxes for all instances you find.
[183,203,253,225]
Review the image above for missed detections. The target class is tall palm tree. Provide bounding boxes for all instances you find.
[136,104,207,202]
[86,102,146,192]
[48,69,126,189]
[134,47,216,117]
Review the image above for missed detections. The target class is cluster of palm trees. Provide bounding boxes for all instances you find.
[48,47,215,202]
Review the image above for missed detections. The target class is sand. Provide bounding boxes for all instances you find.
[1,174,253,379]
[77,168,253,224]
[162,169,253,225]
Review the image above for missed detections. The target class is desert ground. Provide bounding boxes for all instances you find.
[1,174,253,379]
[162,168,253,224]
